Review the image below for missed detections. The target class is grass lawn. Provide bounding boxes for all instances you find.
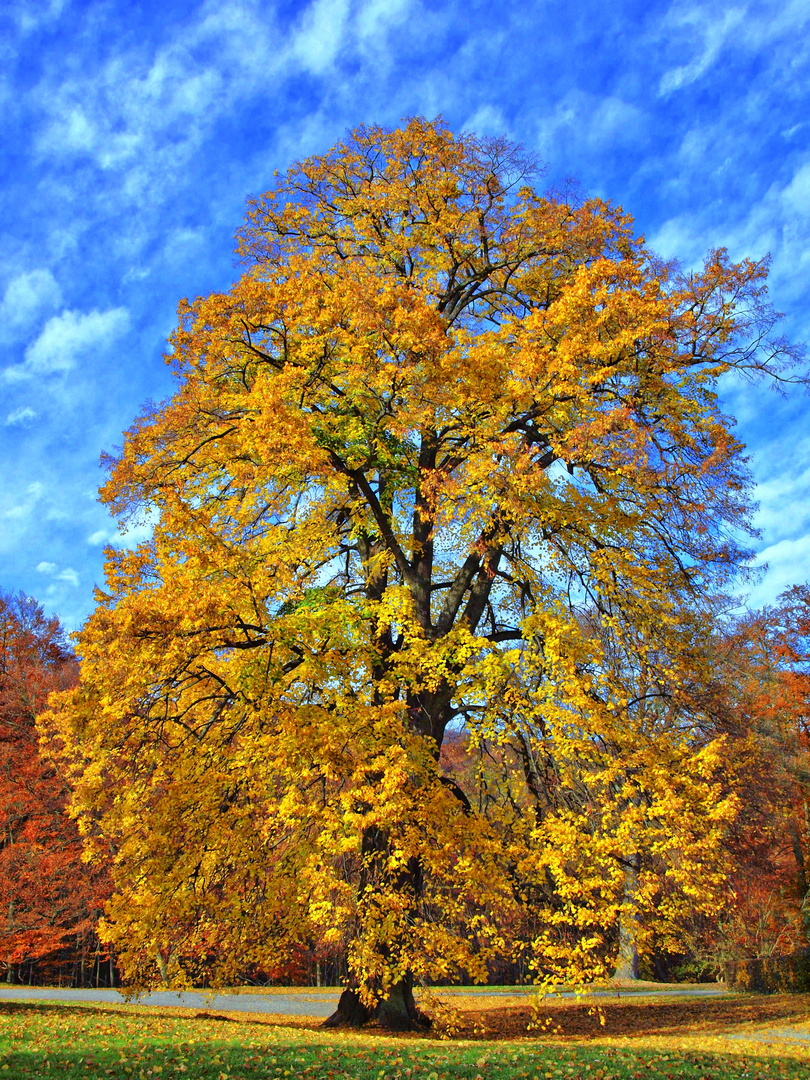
[1,996,810,1080]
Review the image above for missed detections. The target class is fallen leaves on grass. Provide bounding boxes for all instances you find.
[1,996,810,1080]
[439,993,810,1042]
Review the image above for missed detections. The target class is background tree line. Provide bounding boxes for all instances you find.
[2,583,808,988]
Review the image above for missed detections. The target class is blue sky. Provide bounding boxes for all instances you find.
[1,0,808,631]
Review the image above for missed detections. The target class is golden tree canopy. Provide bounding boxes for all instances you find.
[43,118,802,1026]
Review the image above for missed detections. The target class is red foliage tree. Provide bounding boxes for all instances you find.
[0,592,111,985]
[682,585,810,971]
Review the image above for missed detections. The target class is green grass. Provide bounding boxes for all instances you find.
[0,1001,807,1080]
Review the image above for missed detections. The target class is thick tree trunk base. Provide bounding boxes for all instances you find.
[611,949,639,981]
[323,978,430,1031]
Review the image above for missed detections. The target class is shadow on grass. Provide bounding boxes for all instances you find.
[462,992,810,1040]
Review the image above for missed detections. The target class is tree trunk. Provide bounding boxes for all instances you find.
[323,820,429,1030]
[324,972,428,1030]
[5,900,15,983]
[788,819,808,900]
[613,854,640,981]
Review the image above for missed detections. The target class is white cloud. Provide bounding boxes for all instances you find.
[754,475,810,541]
[85,511,159,551]
[728,0,810,50]
[292,0,351,75]
[356,0,411,43]
[3,307,130,382]
[732,417,810,607]
[35,561,79,587]
[59,107,97,153]
[122,265,152,284]
[0,269,62,342]
[4,406,36,426]
[748,533,810,606]
[647,215,706,267]
[2,482,45,521]
[713,160,810,299]
[21,0,407,256]
[162,227,208,268]
[29,0,357,186]
[780,161,810,215]
[748,425,810,527]
[33,1,280,173]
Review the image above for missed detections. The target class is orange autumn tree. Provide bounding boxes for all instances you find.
[0,592,108,984]
[703,585,810,965]
[43,119,803,1027]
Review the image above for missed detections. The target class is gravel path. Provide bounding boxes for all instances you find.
[0,987,341,1017]
[726,1026,810,1046]
[0,983,727,1017]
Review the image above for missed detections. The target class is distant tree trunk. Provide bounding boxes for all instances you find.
[788,819,808,900]
[613,853,640,981]
[5,900,15,983]
[156,949,169,984]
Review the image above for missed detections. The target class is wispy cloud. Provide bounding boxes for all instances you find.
[650,155,810,312]
[658,7,746,96]
[535,91,644,156]
[2,482,45,525]
[6,0,68,36]
[4,406,36,426]
[356,0,412,48]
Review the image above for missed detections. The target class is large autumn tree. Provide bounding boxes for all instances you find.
[44,119,803,1026]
